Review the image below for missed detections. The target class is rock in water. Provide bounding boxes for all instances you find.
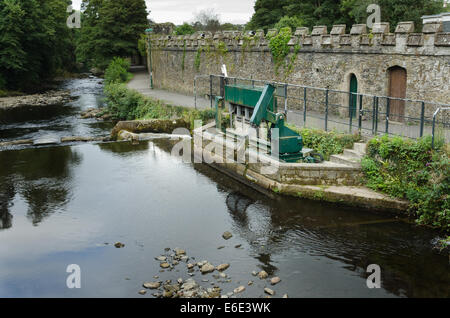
[264,288,275,296]
[181,279,198,291]
[257,271,268,279]
[216,264,230,271]
[222,232,233,240]
[174,248,186,256]
[114,242,125,248]
[160,262,170,269]
[138,290,147,295]
[143,282,160,289]
[233,286,246,294]
[270,277,281,285]
[201,263,215,274]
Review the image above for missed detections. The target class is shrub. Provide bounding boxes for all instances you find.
[289,126,360,160]
[104,57,132,85]
[362,135,449,231]
[104,83,216,127]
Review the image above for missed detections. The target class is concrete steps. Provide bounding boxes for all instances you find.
[330,142,366,168]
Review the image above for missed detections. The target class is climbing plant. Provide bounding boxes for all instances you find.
[268,27,292,75]
[181,40,186,71]
[194,47,202,71]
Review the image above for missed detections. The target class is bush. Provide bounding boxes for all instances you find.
[104,83,216,126]
[289,126,360,160]
[104,57,132,85]
[362,135,449,231]
[274,16,304,30]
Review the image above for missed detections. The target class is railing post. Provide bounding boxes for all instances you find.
[284,84,288,116]
[375,97,379,135]
[210,75,213,108]
[358,94,363,133]
[349,92,353,133]
[194,77,197,109]
[303,87,307,127]
[372,96,376,135]
[325,89,329,131]
[420,101,425,137]
[386,98,390,134]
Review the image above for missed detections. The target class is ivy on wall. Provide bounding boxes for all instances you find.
[268,27,292,75]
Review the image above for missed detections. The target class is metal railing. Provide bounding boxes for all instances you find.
[193,75,450,146]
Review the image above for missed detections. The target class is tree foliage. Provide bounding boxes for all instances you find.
[248,0,446,32]
[76,0,148,69]
[0,0,76,91]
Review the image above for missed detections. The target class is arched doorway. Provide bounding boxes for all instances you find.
[349,74,358,118]
[388,66,407,122]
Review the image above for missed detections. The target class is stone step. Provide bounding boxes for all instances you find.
[353,143,367,154]
[329,154,361,168]
[344,148,364,159]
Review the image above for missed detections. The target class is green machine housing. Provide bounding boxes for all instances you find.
[215,83,305,162]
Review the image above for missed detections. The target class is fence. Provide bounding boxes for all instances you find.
[194,74,450,145]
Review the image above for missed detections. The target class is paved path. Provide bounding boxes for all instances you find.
[127,71,211,110]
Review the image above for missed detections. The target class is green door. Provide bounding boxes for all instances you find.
[349,74,357,118]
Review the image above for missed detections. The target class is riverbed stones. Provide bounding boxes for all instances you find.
[264,288,275,296]
[234,286,246,294]
[187,263,194,270]
[143,282,161,289]
[181,278,198,291]
[160,262,170,269]
[216,264,230,271]
[270,277,281,285]
[138,290,147,295]
[222,231,233,240]
[257,271,268,279]
[156,256,167,261]
[201,262,215,274]
[114,242,125,248]
[174,248,186,256]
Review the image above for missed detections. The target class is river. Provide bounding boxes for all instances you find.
[0,78,448,298]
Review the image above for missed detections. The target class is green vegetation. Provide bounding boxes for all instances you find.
[361,135,449,231]
[175,23,196,35]
[247,0,445,32]
[268,27,292,75]
[76,0,148,70]
[0,0,76,91]
[103,58,215,127]
[104,57,133,85]
[290,126,360,160]
[194,48,203,71]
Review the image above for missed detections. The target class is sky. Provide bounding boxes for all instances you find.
[71,0,256,25]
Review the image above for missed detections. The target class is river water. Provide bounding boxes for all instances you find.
[0,78,448,298]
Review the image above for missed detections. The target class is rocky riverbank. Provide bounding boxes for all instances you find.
[0,90,75,110]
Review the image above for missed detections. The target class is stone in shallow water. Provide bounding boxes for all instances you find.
[138,290,147,295]
[174,248,186,256]
[270,277,281,285]
[114,242,125,248]
[216,264,230,271]
[264,288,275,296]
[257,271,268,279]
[222,231,233,240]
[160,262,170,269]
[156,256,166,261]
[201,263,215,274]
[233,286,246,294]
[143,282,160,289]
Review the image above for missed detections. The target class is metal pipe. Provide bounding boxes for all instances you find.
[386,98,390,134]
[420,101,425,137]
[325,89,329,131]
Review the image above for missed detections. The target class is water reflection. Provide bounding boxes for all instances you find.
[0,146,81,227]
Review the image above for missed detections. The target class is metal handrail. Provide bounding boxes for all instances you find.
[432,107,450,148]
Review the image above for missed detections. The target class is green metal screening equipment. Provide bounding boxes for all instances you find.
[215,83,322,163]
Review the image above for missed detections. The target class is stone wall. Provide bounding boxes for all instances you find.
[148,21,450,119]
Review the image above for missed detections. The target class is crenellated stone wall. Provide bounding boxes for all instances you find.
[148,21,450,119]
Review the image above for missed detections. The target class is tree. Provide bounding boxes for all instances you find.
[247,0,287,31]
[0,0,75,91]
[193,8,221,32]
[174,23,196,35]
[274,15,305,30]
[76,0,149,69]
